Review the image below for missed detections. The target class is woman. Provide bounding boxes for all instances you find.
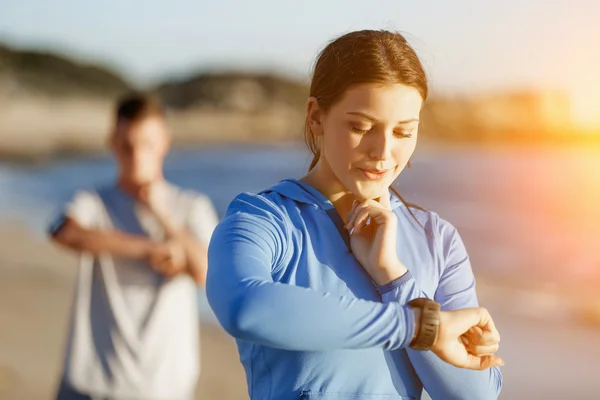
[207,30,503,400]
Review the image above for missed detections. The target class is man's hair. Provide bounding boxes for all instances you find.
[115,93,165,123]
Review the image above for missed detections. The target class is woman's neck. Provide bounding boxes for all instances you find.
[299,162,357,224]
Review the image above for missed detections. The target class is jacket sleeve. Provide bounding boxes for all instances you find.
[206,194,417,352]
[379,218,503,400]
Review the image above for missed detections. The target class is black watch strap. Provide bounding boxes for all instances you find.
[408,298,441,351]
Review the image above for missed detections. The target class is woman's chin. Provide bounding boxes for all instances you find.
[349,180,392,200]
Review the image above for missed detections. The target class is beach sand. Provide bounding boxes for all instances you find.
[3,222,600,399]
[0,223,247,400]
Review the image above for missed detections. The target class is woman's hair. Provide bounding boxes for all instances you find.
[305,29,429,224]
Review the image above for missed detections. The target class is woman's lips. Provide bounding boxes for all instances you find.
[358,168,390,180]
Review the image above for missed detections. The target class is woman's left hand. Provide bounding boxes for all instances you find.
[345,196,408,285]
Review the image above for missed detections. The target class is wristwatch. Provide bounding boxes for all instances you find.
[408,298,441,351]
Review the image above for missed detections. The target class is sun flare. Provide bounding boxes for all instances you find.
[569,87,600,132]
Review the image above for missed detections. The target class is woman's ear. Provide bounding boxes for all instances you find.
[306,97,324,136]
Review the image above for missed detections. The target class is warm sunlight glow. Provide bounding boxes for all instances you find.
[569,87,600,132]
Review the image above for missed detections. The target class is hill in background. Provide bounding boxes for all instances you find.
[0,44,130,99]
[0,43,588,161]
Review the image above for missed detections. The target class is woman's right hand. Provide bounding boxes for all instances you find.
[346,198,408,285]
[428,306,503,370]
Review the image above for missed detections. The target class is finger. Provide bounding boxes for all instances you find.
[346,201,366,230]
[457,307,501,344]
[464,354,504,370]
[474,309,501,344]
[466,326,483,336]
[462,326,482,342]
[461,333,498,355]
[346,200,359,224]
[352,209,370,234]
[464,326,500,347]
[354,206,393,234]
[353,208,381,234]
[466,343,500,357]
[362,198,392,222]
[353,199,383,219]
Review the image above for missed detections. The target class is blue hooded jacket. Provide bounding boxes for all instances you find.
[207,179,502,400]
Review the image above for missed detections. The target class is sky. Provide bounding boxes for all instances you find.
[1,0,600,124]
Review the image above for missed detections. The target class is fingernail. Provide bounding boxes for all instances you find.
[350,227,355,235]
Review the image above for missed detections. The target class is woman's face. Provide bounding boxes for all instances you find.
[310,83,423,200]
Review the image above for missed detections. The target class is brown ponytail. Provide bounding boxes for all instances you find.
[390,187,430,237]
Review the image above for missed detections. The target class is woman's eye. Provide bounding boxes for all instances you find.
[351,126,370,134]
[394,131,413,139]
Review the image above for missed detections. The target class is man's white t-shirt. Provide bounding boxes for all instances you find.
[53,183,219,400]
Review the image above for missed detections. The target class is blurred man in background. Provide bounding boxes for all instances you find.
[48,94,219,400]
